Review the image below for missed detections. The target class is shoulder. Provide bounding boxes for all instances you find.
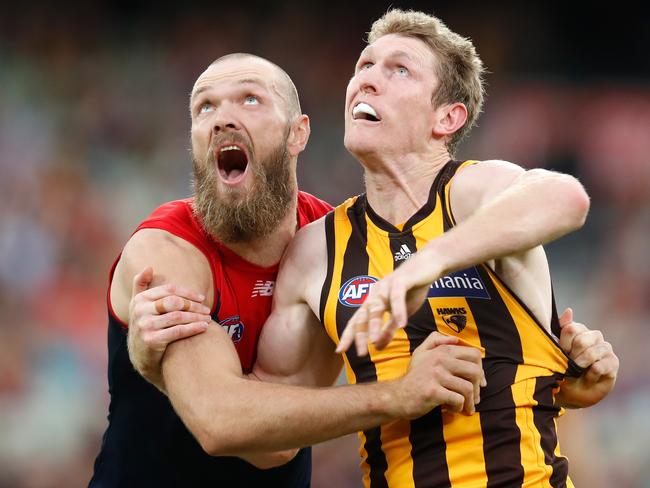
[120,229,211,291]
[111,228,212,321]
[123,228,205,266]
[452,160,524,193]
[282,216,327,273]
[273,216,328,306]
[450,159,525,222]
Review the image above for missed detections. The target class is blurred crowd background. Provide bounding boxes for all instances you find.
[1,1,648,487]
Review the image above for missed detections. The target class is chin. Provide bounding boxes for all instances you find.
[344,137,378,160]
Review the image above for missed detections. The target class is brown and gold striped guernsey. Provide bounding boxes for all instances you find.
[319,160,584,488]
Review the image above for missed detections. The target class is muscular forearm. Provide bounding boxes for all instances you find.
[163,322,483,456]
[427,170,589,276]
[165,365,398,455]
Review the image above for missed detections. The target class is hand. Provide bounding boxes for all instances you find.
[556,308,619,408]
[337,253,442,356]
[393,332,486,418]
[127,267,212,388]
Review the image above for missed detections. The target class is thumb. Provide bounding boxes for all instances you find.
[420,331,458,350]
[132,266,154,296]
[559,307,573,328]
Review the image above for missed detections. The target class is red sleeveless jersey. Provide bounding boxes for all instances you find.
[109,191,331,372]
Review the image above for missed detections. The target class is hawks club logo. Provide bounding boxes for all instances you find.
[338,275,379,307]
[219,315,245,343]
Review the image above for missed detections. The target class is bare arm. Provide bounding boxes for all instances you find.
[113,229,214,388]
[163,325,480,455]
[252,308,342,387]
[252,219,343,387]
[160,221,485,456]
[339,161,590,353]
[117,230,295,469]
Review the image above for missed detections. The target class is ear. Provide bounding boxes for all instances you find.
[432,102,468,139]
[286,114,310,157]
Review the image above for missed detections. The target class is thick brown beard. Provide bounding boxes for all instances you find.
[191,136,295,244]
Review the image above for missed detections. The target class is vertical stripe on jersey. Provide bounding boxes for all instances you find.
[511,376,552,485]
[319,212,335,323]
[335,199,389,488]
[441,410,487,487]
[441,160,478,228]
[368,220,415,488]
[416,191,486,354]
[390,228,452,488]
[322,204,359,410]
[322,203,351,347]
[440,161,462,229]
[466,265,524,487]
[491,266,572,486]
[416,190,487,487]
[533,375,567,488]
[487,268,572,377]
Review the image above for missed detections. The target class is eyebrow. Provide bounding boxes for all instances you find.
[358,48,416,63]
[191,78,268,102]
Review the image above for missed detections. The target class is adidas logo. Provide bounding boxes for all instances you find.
[394,244,412,261]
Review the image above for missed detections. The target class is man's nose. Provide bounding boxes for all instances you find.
[212,106,240,133]
[358,67,380,95]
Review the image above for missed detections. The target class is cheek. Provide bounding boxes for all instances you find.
[252,124,283,154]
[345,79,357,105]
[191,124,209,146]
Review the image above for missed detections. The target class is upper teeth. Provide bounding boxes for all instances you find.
[220,145,242,152]
[353,102,378,120]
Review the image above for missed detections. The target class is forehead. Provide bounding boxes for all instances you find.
[360,34,436,69]
[192,58,280,98]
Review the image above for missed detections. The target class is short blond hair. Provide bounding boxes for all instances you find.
[368,9,486,155]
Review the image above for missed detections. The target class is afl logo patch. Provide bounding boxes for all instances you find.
[219,316,245,343]
[338,275,378,307]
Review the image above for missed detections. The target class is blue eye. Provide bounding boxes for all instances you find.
[199,103,214,114]
[361,62,373,70]
[396,66,409,76]
[244,95,259,105]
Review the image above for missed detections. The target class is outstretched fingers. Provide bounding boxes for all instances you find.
[337,278,410,355]
[371,283,407,351]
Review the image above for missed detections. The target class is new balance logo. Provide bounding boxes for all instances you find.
[394,244,412,261]
[251,280,275,297]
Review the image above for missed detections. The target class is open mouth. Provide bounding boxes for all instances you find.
[352,102,380,122]
[216,143,249,183]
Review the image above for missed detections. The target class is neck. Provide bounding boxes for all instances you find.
[361,148,450,225]
[222,199,299,267]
